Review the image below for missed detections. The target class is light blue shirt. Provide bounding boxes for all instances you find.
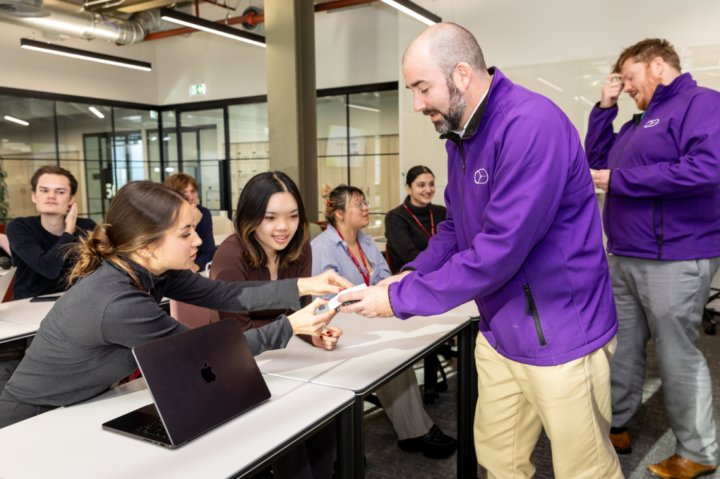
[311,224,392,300]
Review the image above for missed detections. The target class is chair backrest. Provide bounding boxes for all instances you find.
[309,223,323,241]
[314,221,328,232]
[385,245,396,275]
[0,233,10,257]
[170,299,212,329]
[211,216,234,235]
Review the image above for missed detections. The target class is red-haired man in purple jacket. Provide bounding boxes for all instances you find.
[341,23,622,479]
[587,39,720,479]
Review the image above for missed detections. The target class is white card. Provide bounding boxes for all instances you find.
[326,283,368,311]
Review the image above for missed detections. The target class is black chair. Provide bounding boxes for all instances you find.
[703,288,719,335]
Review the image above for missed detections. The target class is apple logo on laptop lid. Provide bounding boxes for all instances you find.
[201,363,216,383]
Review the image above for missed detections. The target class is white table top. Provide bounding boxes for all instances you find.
[0,319,37,343]
[448,300,481,318]
[0,375,354,479]
[256,311,471,392]
[0,295,56,328]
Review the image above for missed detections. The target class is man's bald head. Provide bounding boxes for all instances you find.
[403,23,487,81]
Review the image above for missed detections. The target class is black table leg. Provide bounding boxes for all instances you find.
[457,323,477,478]
[353,394,365,479]
[336,403,354,479]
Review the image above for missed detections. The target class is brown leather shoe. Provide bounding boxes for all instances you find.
[609,430,632,454]
[648,454,717,479]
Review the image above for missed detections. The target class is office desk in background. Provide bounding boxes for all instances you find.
[0,375,355,479]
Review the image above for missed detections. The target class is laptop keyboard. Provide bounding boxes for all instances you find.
[135,419,170,441]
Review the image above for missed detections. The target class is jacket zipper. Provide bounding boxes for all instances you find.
[459,141,467,218]
[523,284,547,346]
[652,199,664,259]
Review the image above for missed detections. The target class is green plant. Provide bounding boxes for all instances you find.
[0,158,11,221]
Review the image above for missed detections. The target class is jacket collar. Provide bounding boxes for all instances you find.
[440,66,511,145]
[651,72,696,105]
[107,257,165,291]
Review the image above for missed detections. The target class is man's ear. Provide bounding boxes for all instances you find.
[454,62,473,92]
[650,56,665,77]
[69,195,75,207]
[31,192,37,205]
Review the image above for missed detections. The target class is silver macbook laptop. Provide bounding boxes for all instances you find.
[102,318,271,449]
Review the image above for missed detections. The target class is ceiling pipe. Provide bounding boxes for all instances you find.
[142,0,381,42]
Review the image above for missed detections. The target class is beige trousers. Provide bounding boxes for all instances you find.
[474,332,623,479]
[375,368,434,440]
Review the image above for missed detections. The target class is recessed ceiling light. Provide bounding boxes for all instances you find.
[381,0,441,26]
[89,107,105,119]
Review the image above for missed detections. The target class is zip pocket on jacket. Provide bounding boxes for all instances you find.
[652,199,664,259]
[523,284,547,346]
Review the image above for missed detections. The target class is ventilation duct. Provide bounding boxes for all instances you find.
[0,0,47,18]
[0,1,172,44]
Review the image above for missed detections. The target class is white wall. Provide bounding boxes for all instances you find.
[0,23,158,104]
[154,2,400,105]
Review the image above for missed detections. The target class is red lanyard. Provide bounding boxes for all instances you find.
[403,204,435,239]
[336,230,370,286]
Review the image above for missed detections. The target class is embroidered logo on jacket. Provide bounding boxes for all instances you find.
[474,168,489,185]
[644,119,660,128]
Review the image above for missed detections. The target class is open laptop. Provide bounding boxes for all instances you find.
[103,318,271,449]
[0,267,16,301]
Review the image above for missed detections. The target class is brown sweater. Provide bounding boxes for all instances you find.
[209,235,312,331]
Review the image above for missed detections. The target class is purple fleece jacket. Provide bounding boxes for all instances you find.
[585,73,720,260]
[388,68,617,367]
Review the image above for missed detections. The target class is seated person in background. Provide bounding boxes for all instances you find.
[211,171,342,351]
[384,166,446,273]
[164,173,215,272]
[6,165,96,300]
[0,181,348,431]
[311,183,457,459]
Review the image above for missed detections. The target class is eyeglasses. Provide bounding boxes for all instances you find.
[351,200,371,210]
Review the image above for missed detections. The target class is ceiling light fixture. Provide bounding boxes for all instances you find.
[348,104,381,112]
[160,8,266,47]
[4,115,29,126]
[89,107,105,119]
[20,38,152,71]
[536,77,563,92]
[381,0,441,26]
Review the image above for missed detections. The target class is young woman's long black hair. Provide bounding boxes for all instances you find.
[233,171,310,269]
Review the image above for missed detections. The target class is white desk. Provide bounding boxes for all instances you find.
[0,295,57,328]
[257,312,468,391]
[256,310,476,479]
[448,300,481,318]
[0,376,355,479]
[0,319,37,344]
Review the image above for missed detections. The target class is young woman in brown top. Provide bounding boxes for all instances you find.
[210,171,342,351]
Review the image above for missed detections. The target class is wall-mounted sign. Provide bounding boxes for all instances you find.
[150,110,158,119]
[190,84,207,96]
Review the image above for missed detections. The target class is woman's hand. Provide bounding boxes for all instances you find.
[312,327,343,351]
[288,298,337,336]
[297,271,354,297]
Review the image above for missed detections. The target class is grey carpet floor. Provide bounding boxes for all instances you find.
[363,326,720,479]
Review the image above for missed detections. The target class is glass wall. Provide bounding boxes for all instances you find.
[180,109,224,214]
[228,103,270,215]
[0,84,400,231]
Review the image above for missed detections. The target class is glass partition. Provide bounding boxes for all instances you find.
[348,90,399,237]
[316,95,349,221]
[228,103,270,214]
[180,109,224,213]
[0,96,57,222]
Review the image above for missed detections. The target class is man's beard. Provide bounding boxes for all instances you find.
[423,79,467,135]
[636,68,662,111]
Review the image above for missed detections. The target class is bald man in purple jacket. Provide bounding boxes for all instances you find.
[341,23,621,479]
[587,39,720,479]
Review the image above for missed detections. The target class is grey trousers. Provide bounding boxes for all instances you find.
[608,254,720,466]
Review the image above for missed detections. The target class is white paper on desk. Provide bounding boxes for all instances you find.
[325,284,368,311]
